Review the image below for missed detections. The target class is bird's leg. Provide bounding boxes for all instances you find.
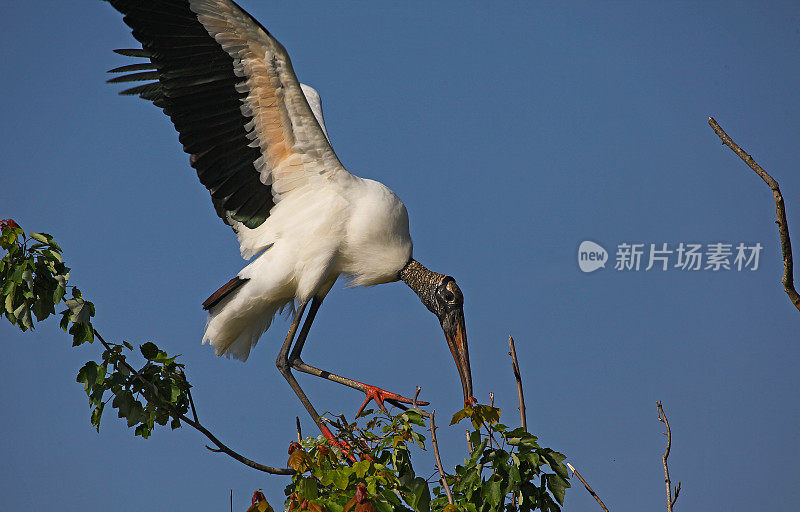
[275,301,350,456]
[289,297,429,417]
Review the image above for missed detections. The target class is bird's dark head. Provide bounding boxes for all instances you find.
[399,260,474,407]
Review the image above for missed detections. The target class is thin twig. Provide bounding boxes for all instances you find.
[412,386,422,410]
[296,416,302,443]
[182,369,199,423]
[92,328,293,475]
[508,336,527,431]
[566,462,610,512]
[708,117,800,312]
[408,387,452,503]
[186,411,290,474]
[657,401,680,511]
[428,411,453,504]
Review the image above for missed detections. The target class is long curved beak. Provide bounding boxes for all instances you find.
[441,307,474,406]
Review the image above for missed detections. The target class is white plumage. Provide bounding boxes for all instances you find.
[205,173,412,360]
[181,0,416,360]
[104,0,474,422]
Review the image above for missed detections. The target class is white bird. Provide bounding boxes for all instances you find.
[103,0,473,440]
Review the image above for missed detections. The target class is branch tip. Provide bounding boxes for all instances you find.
[567,460,610,512]
[708,116,799,311]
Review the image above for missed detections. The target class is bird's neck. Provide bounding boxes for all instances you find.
[399,259,444,314]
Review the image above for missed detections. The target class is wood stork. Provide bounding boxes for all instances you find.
[101,0,473,441]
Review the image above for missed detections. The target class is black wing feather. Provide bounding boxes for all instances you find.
[103,0,274,228]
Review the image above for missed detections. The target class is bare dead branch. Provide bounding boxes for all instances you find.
[657,401,680,511]
[186,413,291,475]
[566,462,610,512]
[508,336,527,431]
[428,411,453,504]
[296,416,302,443]
[412,386,422,409]
[708,117,800,312]
[92,328,294,475]
[409,387,452,503]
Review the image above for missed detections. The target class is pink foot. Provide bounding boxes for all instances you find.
[319,423,357,463]
[356,384,429,417]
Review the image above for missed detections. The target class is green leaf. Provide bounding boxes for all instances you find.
[29,233,50,244]
[332,468,350,490]
[450,406,473,425]
[468,440,488,465]
[59,310,70,331]
[404,477,430,512]
[42,248,62,263]
[356,408,375,419]
[113,391,134,419]
[52,282,66,305]
[10,265,24,285]
[126,400,144,427]
[32,294,55,322]
[64,295,94,325]
[91,402,105,431]
[468,430,481,448]
[135,423,153,439]
[355,459,373,479]
[296,477,319,500]
[4,293,14,314]
[541,450,569,480]
[21,269,33,288]
[366,476,378,496]
[69,322,93,346]
[169,381,181,403]
[482,475,503,507]
[372,498,393,512]
[14,302,33,331]
[140,342,159,360]
[545,473,569,506]
[77,362,99,393]
[3,276,16,296]
[402,410,425,426]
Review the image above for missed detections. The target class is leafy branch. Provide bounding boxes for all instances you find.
[272,401,569,512]
[2,219,571,510]
[0,219,291,474]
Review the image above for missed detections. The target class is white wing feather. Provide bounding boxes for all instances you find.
[188,0,355,257]
[300,84,331,144]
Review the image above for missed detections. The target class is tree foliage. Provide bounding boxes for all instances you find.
[1,220,569,511]
[275,405,570,512]
[1,219,191,438]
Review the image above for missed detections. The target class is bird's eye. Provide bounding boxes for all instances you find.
[439,279,462,305]
[442,289,456,303]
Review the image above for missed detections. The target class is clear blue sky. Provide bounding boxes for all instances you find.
[2,1,798,510]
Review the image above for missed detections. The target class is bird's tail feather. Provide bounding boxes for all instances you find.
[202,276,248,310]
[202,277,291,361]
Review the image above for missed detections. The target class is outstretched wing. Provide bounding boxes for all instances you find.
[103,0,346,229]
